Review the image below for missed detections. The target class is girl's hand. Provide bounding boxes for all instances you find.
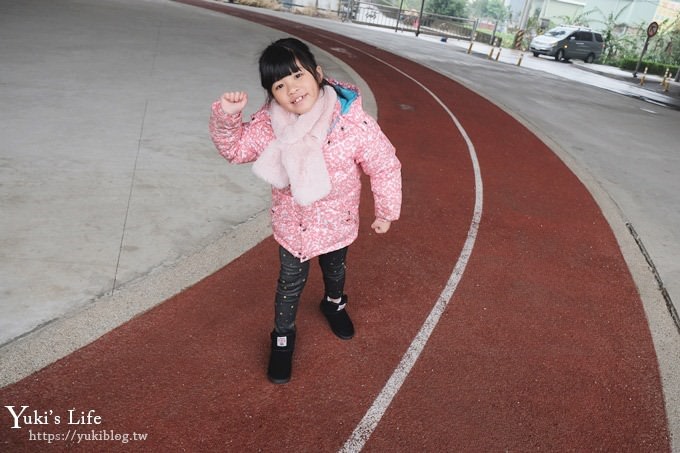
[371,218,391,234]
[220,91,248,115]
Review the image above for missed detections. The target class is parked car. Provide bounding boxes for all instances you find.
[529,26,604,63]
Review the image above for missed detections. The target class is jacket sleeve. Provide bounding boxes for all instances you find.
[208,100,273,164]
[356,115,402,222]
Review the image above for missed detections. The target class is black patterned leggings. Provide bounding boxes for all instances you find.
[275,245,348,334]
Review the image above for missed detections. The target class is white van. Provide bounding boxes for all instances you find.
[530,26,605,63]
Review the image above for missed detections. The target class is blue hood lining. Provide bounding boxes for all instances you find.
[332,84,358,115]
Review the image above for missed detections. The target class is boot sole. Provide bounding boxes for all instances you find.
[268,374,290,384]
[334,330,354,340]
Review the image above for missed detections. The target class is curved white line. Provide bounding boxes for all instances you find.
[329,43,484,453]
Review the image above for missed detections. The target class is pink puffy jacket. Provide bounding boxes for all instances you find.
[209,81,402,262]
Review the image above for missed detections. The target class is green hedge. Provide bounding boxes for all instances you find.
[618,58,678,77]
[476,30,501,46]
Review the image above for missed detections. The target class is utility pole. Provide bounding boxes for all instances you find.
[395,0,405,32]
[514,0,532,50]
[518,0,531,30]
[415,0,426,36]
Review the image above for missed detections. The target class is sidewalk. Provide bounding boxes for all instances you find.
[573,60,680,99]
[441,36,680,109]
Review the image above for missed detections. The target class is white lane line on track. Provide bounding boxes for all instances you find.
[325,41,484,453]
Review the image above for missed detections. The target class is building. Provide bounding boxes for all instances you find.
[510,0,679,31]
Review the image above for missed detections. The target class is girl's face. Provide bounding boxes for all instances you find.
[271,60,323,115]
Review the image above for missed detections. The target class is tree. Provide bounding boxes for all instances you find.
[556,8,597,27]
[592,14,679,71]
[468,0,487,18]
[427,0,467,17]
[469,0,506,20]
[485,0,508,21]
[647,17,680,65]
[592,3,631,62]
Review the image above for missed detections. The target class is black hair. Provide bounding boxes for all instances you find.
[258,38,324,101]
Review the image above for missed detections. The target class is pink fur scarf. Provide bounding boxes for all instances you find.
[252,85,337,206]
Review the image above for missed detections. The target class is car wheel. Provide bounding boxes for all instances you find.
[555,49,564,61]
[533,52,539,57]
[584,53,595,63]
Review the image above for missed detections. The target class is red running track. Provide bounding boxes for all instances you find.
[0,2,670,451]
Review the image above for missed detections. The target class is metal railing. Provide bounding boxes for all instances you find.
[275,0,500,46]
[343,0,478,41]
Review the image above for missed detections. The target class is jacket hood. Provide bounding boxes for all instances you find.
[326,79,359,115]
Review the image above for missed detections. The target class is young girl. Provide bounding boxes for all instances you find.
[209,37,401,384]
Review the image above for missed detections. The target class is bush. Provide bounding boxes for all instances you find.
[293,6,335,18]
[475,30,502,46]
[617,57,679,77]
[236,0,281,9]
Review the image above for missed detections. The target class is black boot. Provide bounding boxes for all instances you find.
[267,330,296,384]
[320,295,354,340]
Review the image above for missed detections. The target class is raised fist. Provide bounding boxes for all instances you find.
[220,91,248,115]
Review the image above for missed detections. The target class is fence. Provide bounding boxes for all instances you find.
[340,0,500,46]
[271,0,501,46]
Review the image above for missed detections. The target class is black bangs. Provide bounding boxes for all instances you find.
[258,38,320,100]
[259,47,301,93]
